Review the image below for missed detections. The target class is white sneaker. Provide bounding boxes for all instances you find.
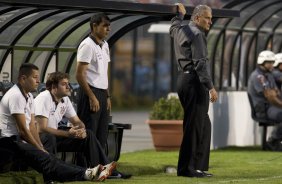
[85,164,103,181]
[97,162,117,182]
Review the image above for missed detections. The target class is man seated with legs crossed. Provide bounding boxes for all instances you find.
[0,63,116,183]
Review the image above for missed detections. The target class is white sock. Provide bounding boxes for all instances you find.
[84,169,92,180]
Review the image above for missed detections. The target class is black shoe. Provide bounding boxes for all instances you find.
[265,140,277,151]
[202,171,213,177]
[44,181,55,184]
[107,170,132,179]
[265,140,282,151]
[186,170,205,178]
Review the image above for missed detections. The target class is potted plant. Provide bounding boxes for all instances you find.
[146,95,184,151]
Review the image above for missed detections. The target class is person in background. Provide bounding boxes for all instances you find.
[170,3,218,178]
[272,53,282,90]
[0,63,116,183]
[248,50,282,151]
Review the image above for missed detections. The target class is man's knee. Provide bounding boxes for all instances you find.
[276,112,282,121]
[40,133,57,154]
[0,148,14,172]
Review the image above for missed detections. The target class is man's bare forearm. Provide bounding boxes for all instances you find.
[76,71,95,99]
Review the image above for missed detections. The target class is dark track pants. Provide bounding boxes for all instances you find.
[77,86,109,150]
[176,72,211,176]
[40,129,110,167]
[0,137,86,182]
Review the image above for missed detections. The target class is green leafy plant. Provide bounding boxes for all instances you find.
[149,97,184,120]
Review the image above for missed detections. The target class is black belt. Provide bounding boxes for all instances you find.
[178,59,193,70]
[88,85,107,92]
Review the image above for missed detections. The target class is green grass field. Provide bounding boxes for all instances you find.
[1,147,282,184]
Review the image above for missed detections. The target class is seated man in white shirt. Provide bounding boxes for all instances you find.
[35,71,110,168]
[0,63,116,183]
[35,71,131,179]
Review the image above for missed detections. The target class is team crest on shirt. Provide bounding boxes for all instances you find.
[60,106,66,115]
[96,53,102,60]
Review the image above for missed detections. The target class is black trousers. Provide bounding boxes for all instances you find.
[176,72,211,176]
[77,86,109,150]
[40,129,110,167]
[267,106,282,141]
[0,137,86,182]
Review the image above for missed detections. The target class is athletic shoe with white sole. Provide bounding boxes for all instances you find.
[85,164,103,181]
[96,162,117,182]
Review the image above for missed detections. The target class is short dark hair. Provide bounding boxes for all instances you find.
[18,63,39,79]
[89,13,110,31]
[46,71,69,90]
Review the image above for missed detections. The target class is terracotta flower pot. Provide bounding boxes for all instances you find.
[146,120,183,151]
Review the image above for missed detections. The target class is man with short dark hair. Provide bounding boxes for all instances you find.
[35,71,111,168]
[0,63,116,183]
[76,13,131,179]
[76,13,111,150]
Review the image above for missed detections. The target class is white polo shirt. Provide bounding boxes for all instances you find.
[77,37,110,89]
[34,90,76,129]
[0,85,34,137]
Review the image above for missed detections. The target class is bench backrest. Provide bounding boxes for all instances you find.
[247,93,277,125]
[247,93,258,120]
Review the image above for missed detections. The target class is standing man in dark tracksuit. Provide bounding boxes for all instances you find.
[170,3,218,178]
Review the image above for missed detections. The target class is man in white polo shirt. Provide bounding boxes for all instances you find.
[76,13,131,179]
[34,71,111,168]
[0,64,116,183]
[76,13,111,151]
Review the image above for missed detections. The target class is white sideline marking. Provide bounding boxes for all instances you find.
[214,175,282,183]
[196,175,282,184]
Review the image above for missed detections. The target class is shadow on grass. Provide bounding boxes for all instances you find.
[214,146,263,152]
[0,171,43,184]
[117,163,173,176]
